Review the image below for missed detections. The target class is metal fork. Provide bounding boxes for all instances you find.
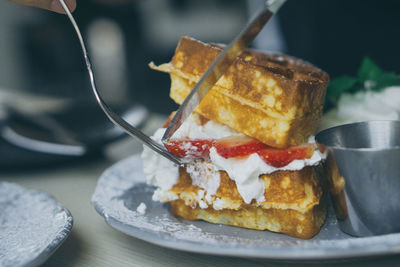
[57,0,182,165]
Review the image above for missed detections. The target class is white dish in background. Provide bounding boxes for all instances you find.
[92,155,400,260]
[0,182,73,267]
[320,86,400,130]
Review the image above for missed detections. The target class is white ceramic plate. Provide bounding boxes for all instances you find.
[0,182,73,267]
[91,155,400,260]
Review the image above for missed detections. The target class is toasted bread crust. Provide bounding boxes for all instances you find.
[171,198,326,239]
[150,37,329,148]
[166,164,326,238]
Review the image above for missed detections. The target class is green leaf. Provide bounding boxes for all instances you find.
[326,75,359,103]
[373,71,400,91]
[357,57,383,82]
[325,56,400,110]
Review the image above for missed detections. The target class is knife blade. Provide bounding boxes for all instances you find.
[162,0,287,143]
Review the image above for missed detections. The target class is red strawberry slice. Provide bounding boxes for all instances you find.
[164,139,215,158]
[214,136,267,158]
[257,144,315,168]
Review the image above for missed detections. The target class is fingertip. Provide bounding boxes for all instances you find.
[50,0,77,14]
[67,0,77,12]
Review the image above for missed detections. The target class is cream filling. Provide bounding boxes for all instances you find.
[136,202,147,214]
[141,128,179,202]
[141,114,324,206]
[209,146,323,204]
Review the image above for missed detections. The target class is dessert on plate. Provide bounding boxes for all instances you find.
[142,37,329,239]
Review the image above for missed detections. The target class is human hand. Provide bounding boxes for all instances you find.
[7,0,76,14]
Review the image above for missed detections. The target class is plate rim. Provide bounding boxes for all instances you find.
[0,182,73,267]
[92,155,400,260]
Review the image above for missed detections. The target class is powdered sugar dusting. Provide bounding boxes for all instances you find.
[0,182,73,267]
[186,161,220,197]
[136,202,147,214]
[91,155,400,259]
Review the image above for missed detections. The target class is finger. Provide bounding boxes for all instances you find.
[50,0,76,14]
[7,0,76,14]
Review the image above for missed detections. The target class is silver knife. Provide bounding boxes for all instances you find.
[162,0,287,143]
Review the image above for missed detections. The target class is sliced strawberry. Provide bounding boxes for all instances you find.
[214,136,267,158]
[162,111,176,128]
[257,144,315,168]
[164,139,215,158]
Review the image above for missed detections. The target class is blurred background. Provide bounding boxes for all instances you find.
[0,0,399,169]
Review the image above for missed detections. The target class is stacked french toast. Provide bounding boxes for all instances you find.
[142,37,329,239]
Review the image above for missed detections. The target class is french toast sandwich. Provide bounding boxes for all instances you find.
[143,37,329,239]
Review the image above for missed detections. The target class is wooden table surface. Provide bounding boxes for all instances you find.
[1,115,400,267]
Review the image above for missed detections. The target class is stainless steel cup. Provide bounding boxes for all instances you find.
[316,120,400,237]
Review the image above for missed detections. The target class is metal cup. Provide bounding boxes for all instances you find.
[316,120,400,237]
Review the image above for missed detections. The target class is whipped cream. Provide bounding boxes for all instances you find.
[321,86,400,129]
[337,86,400,121]
[197,190,208,209]
[186,161,220,200]
[172,114,243,139]
[142,114,324,206]
[136,202,147,214]
[209,146,323,204]
[141,128,179,202]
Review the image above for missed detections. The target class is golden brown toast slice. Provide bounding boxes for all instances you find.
[150,37,329,148]
[171,199,326,239]
[165,165,326,239]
